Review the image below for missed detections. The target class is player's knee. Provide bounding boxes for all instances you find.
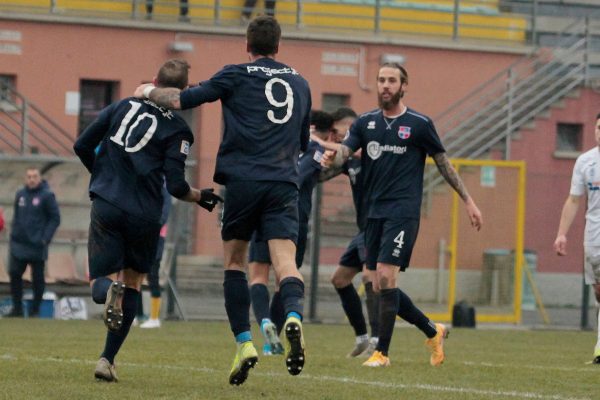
[376,273,395,289]
[330,273,347,288]
[331,274,344,289]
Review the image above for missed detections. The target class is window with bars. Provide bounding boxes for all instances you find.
[78,79,119,134]
[555,122,583,154]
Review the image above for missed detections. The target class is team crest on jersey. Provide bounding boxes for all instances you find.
[367,121,376,130]
[398,126,411,139]
[180,140,190,155]
[32,197,40,206]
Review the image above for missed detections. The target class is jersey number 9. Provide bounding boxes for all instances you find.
[265,78,294,124]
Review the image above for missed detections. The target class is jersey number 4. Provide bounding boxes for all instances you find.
[265,78,294,124]
[394,231,405,249]
[110,100,157,152]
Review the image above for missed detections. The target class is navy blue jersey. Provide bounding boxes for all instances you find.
[343,156,366,230]
[343,108,445,219]
[298,140,325,224]
[180,57,312,187]
[74,97,194,223]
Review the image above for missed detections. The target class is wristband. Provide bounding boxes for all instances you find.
[143,85,156,99]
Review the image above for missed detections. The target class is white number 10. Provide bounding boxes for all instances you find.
[265,78,294,124]
[110,100,158,152]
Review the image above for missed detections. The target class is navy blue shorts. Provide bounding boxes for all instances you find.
[88,197,161,280]
[339,231,366,270]
[222,181,299,243]
[248,222,307,269]
[295,222,308,268]
[365,217,420,271]
[248,233,271,264]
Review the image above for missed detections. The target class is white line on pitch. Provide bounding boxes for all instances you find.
[0,354,590,400]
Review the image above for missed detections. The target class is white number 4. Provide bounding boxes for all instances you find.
[394,231,405,249]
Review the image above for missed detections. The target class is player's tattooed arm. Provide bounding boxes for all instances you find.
[432,152,468,201]
[319,165,344,182]
[133,83,181,109]
[149,88,182,110]
[321,144,352,170]
[433,152,483,231]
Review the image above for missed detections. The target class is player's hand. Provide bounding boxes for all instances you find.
[465,198,482,231]
[133,83,154,99]
[197,188,224,212]
[321,149,337,169]
[554,235,567,256]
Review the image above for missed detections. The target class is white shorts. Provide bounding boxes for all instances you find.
[584,246,600,284]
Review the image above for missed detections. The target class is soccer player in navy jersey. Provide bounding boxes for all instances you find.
[247,110,334,354]
[133,16,311,385]
[74,59,222,382]
[316,107,380,358]
[322,63,483,368]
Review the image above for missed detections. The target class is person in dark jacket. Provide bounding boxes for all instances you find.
[7,167,60,317]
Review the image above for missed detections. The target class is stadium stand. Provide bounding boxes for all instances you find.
[0,0,528,43]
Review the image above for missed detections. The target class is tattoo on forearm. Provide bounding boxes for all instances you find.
[334,145,352,167]
[319,165,344,182]
[433,153,469,201]
[151,88,181,109]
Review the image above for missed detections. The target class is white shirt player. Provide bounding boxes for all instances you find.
[570,147,600,246]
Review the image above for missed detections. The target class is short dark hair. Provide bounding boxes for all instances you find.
[310,110,334,133]
[157,59,190,90]
[596,112,600,121]
[379,62,408,84]
[247,16,281,56]
[331,107,357,122]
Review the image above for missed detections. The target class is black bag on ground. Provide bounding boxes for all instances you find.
[452,300,476,328]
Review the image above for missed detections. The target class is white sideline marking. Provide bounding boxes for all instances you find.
[0,354,591,400]
[461,360,595,374]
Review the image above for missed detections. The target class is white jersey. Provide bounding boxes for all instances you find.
[571,147,600,245]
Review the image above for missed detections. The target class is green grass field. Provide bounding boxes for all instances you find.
[0,319,597,400]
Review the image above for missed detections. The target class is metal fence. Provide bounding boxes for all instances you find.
[2,0,597,46]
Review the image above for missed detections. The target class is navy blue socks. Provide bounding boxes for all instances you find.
[223,270,251,338]
[100,287,138,364]
[279,277,304,320]
[250,283,270,326]
[336,284,367,336]
[91,277,113,304]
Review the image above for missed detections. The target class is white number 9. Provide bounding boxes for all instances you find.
[265,77,294,124]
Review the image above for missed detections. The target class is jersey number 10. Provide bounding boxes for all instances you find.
[110,100,158,153]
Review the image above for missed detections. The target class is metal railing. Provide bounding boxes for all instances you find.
[422,12,600,203]
[0,0,566,46]
[0,81,74,156]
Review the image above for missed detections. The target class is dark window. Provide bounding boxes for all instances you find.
[0,74,16,107]
[556,122,583,152]
[322,93,349,113]
[78,80,119,134]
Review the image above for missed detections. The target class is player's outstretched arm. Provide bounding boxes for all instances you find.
[433,152,483,231]
[177,187,224,212]
[553,195,581,256]
[321,144,352,169]
[319,165,344,182]
[133,83,182,110]
[310,134,341,152]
